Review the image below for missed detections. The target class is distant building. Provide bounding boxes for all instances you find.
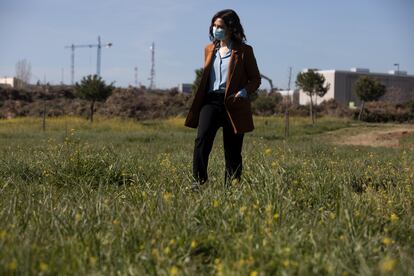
[0,77,22,88]
[276,89,300,105]
[178,83,192,94]
[298,68,414,106]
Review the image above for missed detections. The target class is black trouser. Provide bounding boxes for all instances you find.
[192,92,244,185]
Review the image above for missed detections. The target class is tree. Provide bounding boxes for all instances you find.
[75,75,114,122]
[296,69,330,124]
[354,76,386,120]
[15,59,32,88]
[192,68,203,95]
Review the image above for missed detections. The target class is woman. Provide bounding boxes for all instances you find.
[185,9,261,190]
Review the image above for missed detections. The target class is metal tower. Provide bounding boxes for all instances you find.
[149,42,155,90]
[64,36,112,85]
[134,66,138,87]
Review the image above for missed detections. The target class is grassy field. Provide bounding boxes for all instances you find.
[0,116,413,275]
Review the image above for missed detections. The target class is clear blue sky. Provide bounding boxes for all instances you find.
[1,0,413,89]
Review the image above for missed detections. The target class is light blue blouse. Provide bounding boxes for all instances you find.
[208,45,232,93]
[208,43,247,97]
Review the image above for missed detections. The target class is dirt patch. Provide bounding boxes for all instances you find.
[332,125,414,148]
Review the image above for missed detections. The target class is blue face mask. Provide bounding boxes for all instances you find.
[213,26,226,41]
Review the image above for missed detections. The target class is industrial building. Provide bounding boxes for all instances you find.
[0,77,22,88]
[298,68,414,106]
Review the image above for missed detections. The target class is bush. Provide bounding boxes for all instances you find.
[251,92,283,115]
[319,99,354,117]
[353,101,414,123]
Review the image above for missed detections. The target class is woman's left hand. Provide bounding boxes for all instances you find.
[235,89,248,98]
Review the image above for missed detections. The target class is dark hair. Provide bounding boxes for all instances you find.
[209,9,246,44]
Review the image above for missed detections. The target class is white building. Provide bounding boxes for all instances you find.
[178,83,192,94]
[298,68,414,106]
[276,89,300,105]
[0,77,20,88]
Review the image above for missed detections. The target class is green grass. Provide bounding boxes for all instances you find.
[400,133,414,147]
[0,116,413,275]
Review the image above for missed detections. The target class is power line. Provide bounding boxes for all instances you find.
[134,66,138,87]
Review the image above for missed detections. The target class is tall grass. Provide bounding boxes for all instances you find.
[0,116,412,275]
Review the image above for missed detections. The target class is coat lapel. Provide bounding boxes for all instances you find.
[204,44,215,68]
[199,44,215,91]
[225,42,241,96]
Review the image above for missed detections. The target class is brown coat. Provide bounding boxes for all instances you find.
[184,42,261,134]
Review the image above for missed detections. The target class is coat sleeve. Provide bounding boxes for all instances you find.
[243,45,261,96]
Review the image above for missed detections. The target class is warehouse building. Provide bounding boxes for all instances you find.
[0,77,22,88]
[298,68,414,106]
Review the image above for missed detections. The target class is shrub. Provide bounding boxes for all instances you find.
[319,99,354,117]
[353,101,414,123]
[251,92,283,115]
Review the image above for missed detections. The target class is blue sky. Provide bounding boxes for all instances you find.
[1,0,413,89]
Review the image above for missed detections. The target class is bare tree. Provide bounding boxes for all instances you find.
[15,59,32,88]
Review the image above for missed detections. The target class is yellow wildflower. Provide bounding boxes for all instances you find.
[382,237,394,246]
[163,192,172,202]
[379,257,397,273]
[169,265,179,276]
[390,213,399,223]
[250,271,258,276]
[265,148,272,155]
[39,262,49,272]
[89,256,97,266]
[265,204,272,213]
[0,230,7,240]
[151,248,159,259]
[75,213,82,223]
[282,247,291,255]
[215,258,223,275]
[164,246,171,255]
[213,200,220,208]
[191,240,197,249]
[239,206,247,215]
[8,260,17,271]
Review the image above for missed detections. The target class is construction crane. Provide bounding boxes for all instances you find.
[260,74,274,93]
[64,36,112,85]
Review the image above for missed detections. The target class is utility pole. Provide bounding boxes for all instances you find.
[68,44,75,85]
[64,36,112,85]
[61,68,64,85]
[134,66,138,87]
[149,42,155,90]
[284,67,292,138]
[42,82,49,132]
